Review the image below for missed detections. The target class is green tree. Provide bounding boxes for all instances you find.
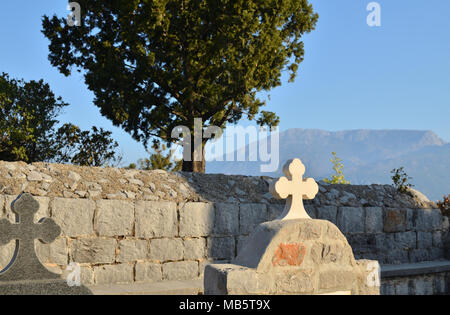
[55,124,121,167]
[0,73,68,162]
[323,152,350,185]
[0,73,120,166]
[42,0,318,172]
[136,142,182,171]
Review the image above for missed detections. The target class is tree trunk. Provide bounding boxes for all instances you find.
[182,138,206,173]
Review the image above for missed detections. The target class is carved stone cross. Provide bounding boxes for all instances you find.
[270,158,319,220]
[0,193,61,281]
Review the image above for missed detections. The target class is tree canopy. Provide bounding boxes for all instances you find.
[42,0,318,172]
[0,73,120,166]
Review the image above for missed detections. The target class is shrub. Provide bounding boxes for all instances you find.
[323,152,350,184]
[391,167,414,193]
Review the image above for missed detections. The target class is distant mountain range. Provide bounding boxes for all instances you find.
[206,129,450,201]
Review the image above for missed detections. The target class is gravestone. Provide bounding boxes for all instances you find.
[204,159,380,295]
[0,193,92,295]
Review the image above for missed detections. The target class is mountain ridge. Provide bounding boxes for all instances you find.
[206,129,449,201]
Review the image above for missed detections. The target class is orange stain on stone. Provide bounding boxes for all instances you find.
[272,243,307,267]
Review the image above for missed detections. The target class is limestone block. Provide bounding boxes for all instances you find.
[337,207,364,234]
[163,261,199,281]
[117,239,148,263]
[417,231,433,249]
[213,203,239,235]
[409,249,430,263]
[236,235,249,256]
[94,263,134,285]
[95,200,134,236]
[179,202,215,237]
[381,281,395,295]
[318,268,356,292]
[267,204,284,221]
[395,279,410,295]
[207,236,235,260]
[365,207,383,234]
[135,262,162,282]
[0,241,15,270]
[276,268,317,293]
[415,209,442,231]
[239,203,267,235]
[316,206,338,224]
[135,201,177,238]
[183,238,206,260]
[413,277,434,295]
[52,198,95,237]
[36,238,68,265]
[149,238,184,262]
[394,231,417,250]
[383,208,406,233]
[71,238,117,264]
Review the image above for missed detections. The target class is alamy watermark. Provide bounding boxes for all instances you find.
[67,2,81,27]
[66,262,81,286]
[367,2,381,27]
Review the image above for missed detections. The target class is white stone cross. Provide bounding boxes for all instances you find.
[269,158,319,220]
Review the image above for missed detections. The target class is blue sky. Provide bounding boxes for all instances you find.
[0,0,449,165]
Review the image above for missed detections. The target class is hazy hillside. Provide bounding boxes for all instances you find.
[206,129,449,201]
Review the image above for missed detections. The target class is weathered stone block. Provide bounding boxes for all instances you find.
[276,268,316,293]
[179,202,215,237]
[36,238,68,265]
[384,250,409,264]
[319,268,355,291]
[267,204,284,221]
[0,241,15,270]
[417,231,433,249]
[163,261,199,280]
[95,200,134,236]
[236,235,249,256]
[117,239,148,262]
[94,263,134,285]
[415,209,442,231]
[365,207,383,234]
[383,208,406,233]
[409,249,430,263]
[316,206,338,224]
[337,207,364,234]
[213,203,239,235]
[183,238,206,260]
[52,198,95,237]
[135,201,177,238]
[71,238,116,264]
[395,279,410,295]
[394,231,416,250]
[207,237,235,260]
[149,238,184,262]
[381,280,395,295]
[432,231,443,247]
[135,262,162,282]
[239,203,267,235]
[414,277,434,295]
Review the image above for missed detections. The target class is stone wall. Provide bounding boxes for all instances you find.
[0,161,448,289]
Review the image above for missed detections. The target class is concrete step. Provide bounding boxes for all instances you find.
[88,279,203,295]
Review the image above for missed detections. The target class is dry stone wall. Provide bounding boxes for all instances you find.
[0,161,448,287]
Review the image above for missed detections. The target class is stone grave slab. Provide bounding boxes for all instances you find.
[0,193,92,295]
[204,159,380,295]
